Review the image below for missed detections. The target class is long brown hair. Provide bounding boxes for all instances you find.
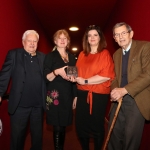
[82,25,107,55]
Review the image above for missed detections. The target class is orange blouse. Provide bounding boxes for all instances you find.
[76,49,115,114]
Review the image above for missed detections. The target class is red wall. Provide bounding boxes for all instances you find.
[0,101,10,150]
[104,0,150,54]
[0,1,52,149]
[104,0,150,149]
[0,0,52,69]
[0,0,150,149]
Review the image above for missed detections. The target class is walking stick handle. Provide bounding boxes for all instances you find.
[102,98,122,150]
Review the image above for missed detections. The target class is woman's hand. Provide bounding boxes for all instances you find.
[68,76,77,82]
[72,97,77,109]
[76,77,86,85]
[55,66,69,80]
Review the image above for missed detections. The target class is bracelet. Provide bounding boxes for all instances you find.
[53,70,57,76]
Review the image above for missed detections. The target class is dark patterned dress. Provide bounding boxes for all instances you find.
[44,49,77,126]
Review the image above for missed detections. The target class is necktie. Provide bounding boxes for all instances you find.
[124,50,127,55]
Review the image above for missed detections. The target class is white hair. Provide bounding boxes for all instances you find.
[22,30,39,40]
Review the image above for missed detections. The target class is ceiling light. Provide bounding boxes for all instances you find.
[69,27,79,31]
[72,47,78,51]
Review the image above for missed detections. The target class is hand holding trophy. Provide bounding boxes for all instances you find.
[66,66,78,82]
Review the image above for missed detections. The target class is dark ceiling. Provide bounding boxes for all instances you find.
[29,0,117,55]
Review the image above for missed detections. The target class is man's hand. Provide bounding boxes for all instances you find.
[111,88,128,101]
[0,97,2,103]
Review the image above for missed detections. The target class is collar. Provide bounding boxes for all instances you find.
[24,49,31,56]
[122,40,132,55]
[23,49,37,56]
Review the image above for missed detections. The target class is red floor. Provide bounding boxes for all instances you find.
[24,111,150,150]
[1,100,150,150]
[24,111,96,150]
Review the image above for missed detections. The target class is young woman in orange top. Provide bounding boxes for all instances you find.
[73,25,115,150]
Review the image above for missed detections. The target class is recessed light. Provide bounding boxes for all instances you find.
[72,47,78,51]
[69,27,79,31]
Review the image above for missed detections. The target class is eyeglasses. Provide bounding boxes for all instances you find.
[114,31,130,38]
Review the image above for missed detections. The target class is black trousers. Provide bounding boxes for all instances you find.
[108,94,145,150]
[10,107,43,150]
[76,90,109,150]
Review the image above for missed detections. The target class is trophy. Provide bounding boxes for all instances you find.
[66,66,78,77]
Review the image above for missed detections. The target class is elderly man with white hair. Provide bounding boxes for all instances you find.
[0,30,46,150]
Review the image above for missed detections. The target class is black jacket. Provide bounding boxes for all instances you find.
[0,48,46,114]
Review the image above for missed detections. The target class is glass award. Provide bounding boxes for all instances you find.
[66,66,78,77]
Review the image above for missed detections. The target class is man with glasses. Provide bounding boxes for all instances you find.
[108,22,150,150]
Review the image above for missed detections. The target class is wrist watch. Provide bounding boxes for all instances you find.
[85,80,88,84]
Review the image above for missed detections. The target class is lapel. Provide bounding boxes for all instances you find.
[116,40,137,85]
[127,40,137,73]
[116,48,123,86]
[17,48,26,71]
[36,52,43,75]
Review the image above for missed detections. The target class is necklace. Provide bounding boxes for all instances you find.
[60,53,69,63]
[57,49,69,63]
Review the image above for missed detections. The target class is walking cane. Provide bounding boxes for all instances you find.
[102,98,122,150]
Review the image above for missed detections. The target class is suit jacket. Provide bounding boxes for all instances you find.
[111,40,150,120]
[0,48,46,114]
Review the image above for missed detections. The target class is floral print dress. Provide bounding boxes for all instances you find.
[44,49,77,126]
